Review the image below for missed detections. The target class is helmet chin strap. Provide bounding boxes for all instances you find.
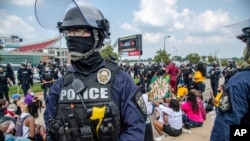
[70,29,100,61]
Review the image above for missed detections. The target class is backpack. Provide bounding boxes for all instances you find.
[15,115,30,136]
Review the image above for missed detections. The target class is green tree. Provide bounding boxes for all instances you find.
[184,53,200,64]
[154,49,171,64]
[220,59,228,66]
[201,56,206,61]
[100,45,119,61]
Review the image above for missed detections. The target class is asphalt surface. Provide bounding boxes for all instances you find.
[28,78,224,141]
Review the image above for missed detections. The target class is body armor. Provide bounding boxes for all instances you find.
[48,61,120,141]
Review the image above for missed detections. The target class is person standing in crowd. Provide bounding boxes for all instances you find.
[222,60,238,84]
[40,3,146,141]
[210,26,250,141]
[17,63,32,97]
[193,62,206,100]
[166,61,179,94]
[60,62,68,76]
[27,62,34,86]
[41,66,54,101]
[5,63,15,86]
[209,63,221,96]
[0,65,11,103]
[133,63,139,79]
[50,63,59,80]
[37,61,45,83]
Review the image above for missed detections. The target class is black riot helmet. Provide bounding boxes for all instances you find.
[57,5,110,60]
[58,5,110,43]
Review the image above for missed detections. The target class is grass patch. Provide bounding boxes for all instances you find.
[9,82,43,95]
[8,78,139,96]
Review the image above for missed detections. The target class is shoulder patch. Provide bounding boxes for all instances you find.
[218,91,231,112]
[97,68,111,84]
[135,92,147,115]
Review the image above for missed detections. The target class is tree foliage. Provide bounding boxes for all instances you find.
[154,49,171,64]
[100,44,119,61]
[183,53,201,64]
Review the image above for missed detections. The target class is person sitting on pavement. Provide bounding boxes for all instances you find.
[153,98,183,141]
[12,94,22,116]
[24,89,35,105]
[181,90,204,129]
[0,120,30,141]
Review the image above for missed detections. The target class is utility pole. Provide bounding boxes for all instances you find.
[164,35,171,51]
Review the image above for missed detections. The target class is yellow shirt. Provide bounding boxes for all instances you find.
[177,86,188,98]
[193,71,205,82]
[214,92,223,107]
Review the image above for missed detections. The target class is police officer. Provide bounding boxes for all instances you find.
[60,62,68,76]
[210,26,250,141]
[5,63,15,86]
[0,65,11,103]
[41,66,54,101]
[209,62,221,96]
[17,63,32,96]
[42,3,146,141]
[222,60,238,84]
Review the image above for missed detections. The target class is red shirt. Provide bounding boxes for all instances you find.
[166,63,179,81]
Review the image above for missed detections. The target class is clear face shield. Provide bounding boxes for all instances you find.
[35,0,105,30]
[35,0,110,60]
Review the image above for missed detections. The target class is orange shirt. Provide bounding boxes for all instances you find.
[177,86,188,98]
[193,71,205,83]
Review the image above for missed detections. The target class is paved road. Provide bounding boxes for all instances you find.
[31,78,224,141]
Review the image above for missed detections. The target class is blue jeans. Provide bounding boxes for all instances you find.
[182,114,203,128]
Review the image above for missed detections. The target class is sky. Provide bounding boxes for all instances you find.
[0,0,250,60]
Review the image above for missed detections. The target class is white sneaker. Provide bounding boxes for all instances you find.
[154,135,165,141]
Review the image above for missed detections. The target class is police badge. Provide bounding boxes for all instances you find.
[97,68,111,84]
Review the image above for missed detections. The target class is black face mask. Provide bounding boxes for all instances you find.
[66,36,94,54]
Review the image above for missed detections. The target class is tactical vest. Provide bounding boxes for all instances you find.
[0,72,6,85]
[20,69,30,83]
[44,71,52,81]
[49,61,120,141]
[239,66,250,126]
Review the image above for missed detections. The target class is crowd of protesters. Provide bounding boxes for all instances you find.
[0,59,241,141]
[121,60,225,141]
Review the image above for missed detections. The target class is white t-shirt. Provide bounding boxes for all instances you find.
[158,104,183,129]
[142,93,154,115]
[20,112,30,137]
